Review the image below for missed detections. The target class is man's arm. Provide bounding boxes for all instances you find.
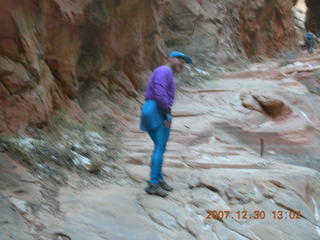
[152,70,174,124]
[152,70,171,114]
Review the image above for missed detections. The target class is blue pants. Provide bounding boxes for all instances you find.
[147,122,171,184]
[307,40,314,53]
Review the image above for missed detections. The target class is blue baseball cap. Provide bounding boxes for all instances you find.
[169,51,192,64]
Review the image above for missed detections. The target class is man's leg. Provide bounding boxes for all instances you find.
[158,125,170,182]
[147,123,171,184]
[307,40,312,53]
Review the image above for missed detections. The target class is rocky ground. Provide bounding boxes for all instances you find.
[1,49,320,240]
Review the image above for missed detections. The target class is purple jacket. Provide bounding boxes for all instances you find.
[145,65,176,111]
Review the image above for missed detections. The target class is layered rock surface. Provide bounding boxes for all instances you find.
[0,0,299,134]
[1,1,320,240]
[293,0,307,44]
[305,0,320,35]
[21,51,320,240]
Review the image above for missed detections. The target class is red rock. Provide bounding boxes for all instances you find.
[253,95,292,118]
[0,0,303,134]
[239,0,297,58]
[305,0,320,35]
[221,70,285,80]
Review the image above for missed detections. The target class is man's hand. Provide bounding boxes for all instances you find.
[164,120,171,128]
[164,112,172,128]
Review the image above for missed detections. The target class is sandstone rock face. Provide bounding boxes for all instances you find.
[238,0,297,58]
[241,93,293,118]
[2,1,320,240]
[0,193,33,240]
[0,0,164,134]
[255,95,292,118]
[293,0,307,44]
[29,51,320,240]
[0,0,299,134]
[305,0,320,35]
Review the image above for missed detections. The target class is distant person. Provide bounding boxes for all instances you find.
[140,51,192,197]
[306,31,315,53]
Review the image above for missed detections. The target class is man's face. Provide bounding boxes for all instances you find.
[169,57,186,73]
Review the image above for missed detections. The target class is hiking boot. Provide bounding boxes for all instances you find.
[159,180,173,192]
[145,183,169,197]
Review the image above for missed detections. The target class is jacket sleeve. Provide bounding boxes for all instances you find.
[153,70,170,111]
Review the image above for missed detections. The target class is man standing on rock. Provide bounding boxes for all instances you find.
[140,51,192,197]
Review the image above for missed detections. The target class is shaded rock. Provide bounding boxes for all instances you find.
[296,71,320,96]
[125,164,149,183]
[185,219,218,240]
[253,95,292,118]
[51,233,72,240]
[292,0,307,44]
[0,0,301,134]
[225,181,264,204]
[213,220,252,240]
[173,231,196,240]
[241,93,264,114]
[8,197,29,215]
[190,187,230,211]
[148,209,179,230]
[0,193,33,240]
[273,188,316,224]
[305,0,320,36]
[45,186,164,240]
[0,153,43,205]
